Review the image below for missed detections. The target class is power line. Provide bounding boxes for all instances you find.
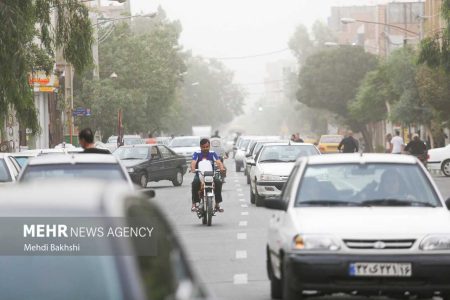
[207,48,290,60]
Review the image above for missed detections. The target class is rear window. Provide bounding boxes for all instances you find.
[0,256,123,300]
[0,160,12,182]
[259,145,319,163]
[20,164,127,182]
[170,138,199,147]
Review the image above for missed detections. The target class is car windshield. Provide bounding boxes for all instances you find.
[320,136,342,143]
[20,164,127,182]
[170,138,199,147]
[0,160,12,182]
[114,147,149,160]
[259,145,318,163]
[295,163,441,207]
[0,256,123,300]
[240,139,251,150]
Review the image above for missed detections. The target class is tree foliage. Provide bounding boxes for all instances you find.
[0,0,93,133]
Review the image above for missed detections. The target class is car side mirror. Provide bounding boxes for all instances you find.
[446,198,450,210]
[245,153,252,158]
[264,197,285,210]
[142,189,156,198]
[247,161,255,166]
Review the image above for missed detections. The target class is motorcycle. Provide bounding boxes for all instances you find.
[194,160,216,226]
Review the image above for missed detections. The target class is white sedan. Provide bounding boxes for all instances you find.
[0,153,21,184]
[265,153,450,300]
[428,144,450,176]
[249,143,320,206]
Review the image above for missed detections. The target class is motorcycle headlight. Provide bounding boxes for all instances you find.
[204,176,214,183]
[260,174,281,181]
[420,235,450,251]
[127,167,135,173]
[292,234,341,251]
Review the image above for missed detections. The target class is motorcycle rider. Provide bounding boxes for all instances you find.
[191,138,226,213]
[404,134,427,163]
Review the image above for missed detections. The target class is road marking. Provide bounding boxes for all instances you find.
[238,193,244,197]
[235,184,241,187]
[236,250,247,259]
[233,273,248,285]
[237,233,247,240]
[239,198,245,202]
[239,221,248,227]
[241,204,248,208]
[241,212,249,216]
[237,188,242,192]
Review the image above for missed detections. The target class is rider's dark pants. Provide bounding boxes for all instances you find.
[192,174,223,204]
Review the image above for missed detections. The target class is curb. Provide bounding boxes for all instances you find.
[428,169,443,176]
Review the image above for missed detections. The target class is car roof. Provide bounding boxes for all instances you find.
[261,142,316,147]
[0,180,136,217]
[304,153,417,165]
[0,153,11,158]
[27,154,119,166]
[172,136,200,139]
[117,144,152,148]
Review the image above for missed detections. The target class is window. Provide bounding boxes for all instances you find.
[158,146,174,159]
[0,160,12,182]
[150,146,161,159]
[114,147,149,160]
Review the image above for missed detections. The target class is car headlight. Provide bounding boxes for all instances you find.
[292,234,341,251]
[420,235,450,251]
[260,174,282,181]
[127,167,135,173]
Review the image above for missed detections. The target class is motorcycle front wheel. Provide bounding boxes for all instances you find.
[207,196,214,226]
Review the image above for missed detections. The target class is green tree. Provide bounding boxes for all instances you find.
[76,14,185,139]
[0,0,93,133]
[297,46,378,149]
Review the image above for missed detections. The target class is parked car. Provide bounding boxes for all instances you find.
[265,153,450,300]
[105,135,145,153]
[249,143,320,206]
[245,140,288,184]
[428,144,450,176]
[156,136,172,146]
[243,136,281,175]
[18,154,133,188]
[0,153,21,185]
[114,144,187,188]
[9,152,38,169]
[0,180,208,300]
[168,136,200,163]
[234,136,258,172]
[318,134,343,153]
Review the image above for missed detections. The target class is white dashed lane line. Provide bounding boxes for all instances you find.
[238,193,244,197]
[239,198,245,202]
[241,204,248,208]
[241,212,249,216]
[233,273,248,285]
[239,221,248,227]
[236,250,247,259]
[237,233,247,240]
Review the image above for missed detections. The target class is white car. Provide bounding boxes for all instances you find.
[265,153,450,300]
[105,135,145,153]
[249,143,320,206]
[168,136,200,163]
[18,154,134,188]
[0,153,21,184]
[428,144,450,176]
[234,136,258,172]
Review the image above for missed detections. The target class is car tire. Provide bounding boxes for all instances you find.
[235,163,241,172]
[282,260,302,300]
[250,186,256,204]
[244,167,247,176]
[267,247,282,299]
[172,169,183,186]
[140,173,148,188]
[442,159,450,177]
[255,184,264,207]
[246,174,250,185]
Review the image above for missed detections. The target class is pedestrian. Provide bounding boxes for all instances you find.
[405,134,427,155]
[385,133,392,153]
[390,130,404,154]
[294,133,304,143]
[290,134,296,142]
[337,130,359,153]
[78,128,111,154]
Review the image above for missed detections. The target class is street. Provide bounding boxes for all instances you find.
[150,159,450,300]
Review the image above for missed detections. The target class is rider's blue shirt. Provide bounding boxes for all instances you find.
[192,151,219,162]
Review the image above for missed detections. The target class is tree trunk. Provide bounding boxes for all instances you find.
[360,126,374,153]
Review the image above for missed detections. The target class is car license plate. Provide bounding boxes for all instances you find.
[349,263,412,277]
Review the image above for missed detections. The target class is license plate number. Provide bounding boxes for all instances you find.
[349,263,412,277]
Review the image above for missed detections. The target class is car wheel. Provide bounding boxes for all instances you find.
[442,159,450,177]
[244,167,247,176]
[282,260,302,300]
[267,247,282,299]
[255,183,264,207]
[235,163,241,172]
[250,185,255,204]
[140,173,148,188]
[246,174,250,185]
[172,169,183,186]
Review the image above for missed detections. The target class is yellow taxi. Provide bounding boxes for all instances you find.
[318,134,343,153]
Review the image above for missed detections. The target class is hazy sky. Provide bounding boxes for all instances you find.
[127,0,394,100]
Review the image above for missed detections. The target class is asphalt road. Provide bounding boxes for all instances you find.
[150,160,450,300]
